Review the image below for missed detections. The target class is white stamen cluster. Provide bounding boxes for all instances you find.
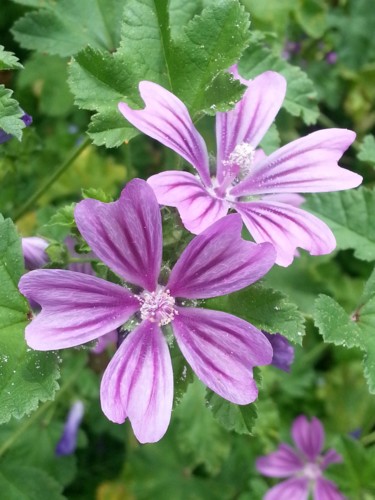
[224,142,255,180]
[138,289,178,326]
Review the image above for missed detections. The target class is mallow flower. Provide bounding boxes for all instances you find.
[55,400,84,456]
[22,236,49,270]
[256,415,344,499]
[19,179,276,443]
[118,70,362,266]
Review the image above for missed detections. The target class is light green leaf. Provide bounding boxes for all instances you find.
[238,36,319,125]
[206,390,258,435]
[0,45,23,70]
[0,464,64,500]
[358,134,375,167]
[175,380,230,473]
[68,0,250,147]
[11,0,124,56]
[0,216,60,424]
[0,85,24,140]
[295,0,328,38]
[314,267,375,392]
[204,283,305,345]
[305,188,375,262]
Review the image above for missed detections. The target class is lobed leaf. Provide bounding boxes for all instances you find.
[0,45,23,70]
[0,85,24,140]
[0,216,59,424]
[305,188,375,262]
[358,134,375,167]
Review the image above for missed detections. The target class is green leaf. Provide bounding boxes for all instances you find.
[0,216,60,423]
[175,380,230,474]
[295,0,328,38]
[238,35,319,125]
[204,283,305,344]
[358,134,375,167]
[0,464,64,500]
[46,204,76,228]
[0,45,23,70]
[0,85,24,140]
[18,54,73,117]
[68,0,250,147]
[314,267,375,392]
[304,188,375,262]
[205,390,258,435]
[11,0,124,57]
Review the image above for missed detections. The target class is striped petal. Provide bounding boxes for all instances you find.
[119,82,211,186]
[256,443,304,477]
[100,320,173,443]
[19,269,139,350]
[148,170,229,234]
[172,307,272,404]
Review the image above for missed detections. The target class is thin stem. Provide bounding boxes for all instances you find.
[14,137,91,222]
[0,360,83,458]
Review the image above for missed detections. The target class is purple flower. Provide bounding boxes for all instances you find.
[263,332,294,372]
[21,237,49,270]
[118,71,362,267]
[256,415,344,499]
[56,400,84,456]
[0,113,32,144]
[19,179,276,443]
[326,52,338,65]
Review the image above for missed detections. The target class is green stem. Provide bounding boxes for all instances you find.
[361,431,375,446]
[0,361,83,458]
[14,136,91,222]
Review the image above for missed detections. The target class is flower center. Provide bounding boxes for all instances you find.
[223,142,255,182]
[138,288,178,326]
[302,462,322,482]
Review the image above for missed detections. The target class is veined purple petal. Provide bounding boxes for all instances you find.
[148,171,229,234]
[292,416,325,460]
[56,401,84,456]
[100,320,173,443]
[264,477,309,500]
[172,307,272,404]
[263,332,295,372]
[235,200,336,266]
[119,82,211,186]
[92,330,118,354]
[216,71,286,183]
[256,443,303,477]
[19,269,139,350]
[261,193,305,207]
[167,214,276,299]
[65,236,95,275]
[22,237,49,270]
[321,449,343,470]
[75,179,162,291]
[231,129,361,196]
[314,477,346,500]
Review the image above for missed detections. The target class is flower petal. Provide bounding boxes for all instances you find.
[256,443,304,477]
[100,320,173,443]
[216,71,286,183]
[262,193,305,207]
[264,478,309,500]
[75,179,162,291]
[235,200,336,266]
[148,170,229,233]
[19,269,139,350]
[314,477,345,500]
[263,332,295,372]
[167,214,276,298]
[55,401,84,456]
[321,449,343,470]
[172,307,272,404]
[22,237,49,270]
[119,82,211,186]
[292,415,325,460]
[231,129,361,196]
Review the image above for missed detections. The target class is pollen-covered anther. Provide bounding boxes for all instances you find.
[224,142,256,180]
[138,288,178,326]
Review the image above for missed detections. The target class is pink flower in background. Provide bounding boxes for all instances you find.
[118,71,362,266]
[256,415,344,499]
[55,400,84,456]
[22,236,49,270]
[19,179,276,444]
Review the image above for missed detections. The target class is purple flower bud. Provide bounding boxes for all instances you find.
[22,237,49,270]
[56,401,84,456]
[263,332,295,372]
[0,113,32,144]
[326,51,338,65]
